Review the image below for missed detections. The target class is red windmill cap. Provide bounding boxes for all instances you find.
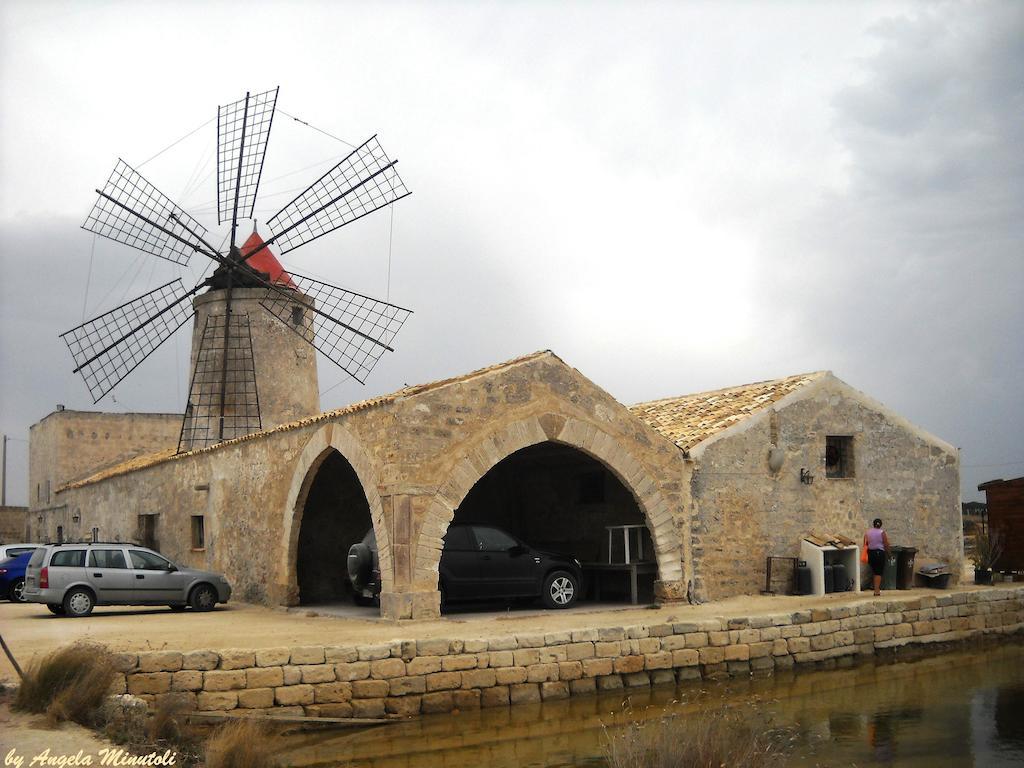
[240,230,296,289]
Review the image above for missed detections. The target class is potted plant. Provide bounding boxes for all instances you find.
[970,525,1004,585]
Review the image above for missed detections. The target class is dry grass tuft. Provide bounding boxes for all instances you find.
[204,718,281,768]
[604,704,793,768]
[13,642,116,727]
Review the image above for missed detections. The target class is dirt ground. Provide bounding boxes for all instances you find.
[0,582,988,684]
[0,698,117,763]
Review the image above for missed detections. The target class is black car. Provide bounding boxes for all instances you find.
[347,523,583,609]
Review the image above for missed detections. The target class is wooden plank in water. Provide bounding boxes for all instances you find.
[187,711,393,729]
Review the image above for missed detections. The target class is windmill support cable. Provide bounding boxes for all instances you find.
[239,159,403,267]
[229,92,251,251]
[93,190,220,261]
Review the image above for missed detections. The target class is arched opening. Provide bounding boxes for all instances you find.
[295,450,373,605]
[442,442,655,608]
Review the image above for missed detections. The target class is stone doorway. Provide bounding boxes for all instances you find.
[447,442,654,605]
[295,450,373,605]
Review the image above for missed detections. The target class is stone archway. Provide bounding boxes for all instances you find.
[410,414,684,607]
[277,423,388,606]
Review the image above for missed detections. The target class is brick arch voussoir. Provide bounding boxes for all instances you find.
[279,423,390,604]
[416,414,683,585]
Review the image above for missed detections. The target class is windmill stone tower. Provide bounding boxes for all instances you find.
[180,231,320,451]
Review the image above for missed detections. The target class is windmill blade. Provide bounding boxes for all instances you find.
[259,272,411,384]
[60,279,196,403]
[178,312,262,452]
[263,135,410,255]
[218,87,278,234]
[83,159,210,266]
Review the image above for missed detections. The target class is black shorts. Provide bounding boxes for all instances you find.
[868,549,886,576]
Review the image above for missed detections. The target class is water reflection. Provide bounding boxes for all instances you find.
[276,641,1024,768]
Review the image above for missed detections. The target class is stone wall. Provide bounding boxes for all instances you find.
[0,505,28,542]
[689,375,962,600]
[113,586,1024,718]
[42,353,690,617]
[29,410,181,511]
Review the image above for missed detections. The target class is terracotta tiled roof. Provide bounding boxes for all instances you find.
[60,351,556,491]
[629,372,826,452]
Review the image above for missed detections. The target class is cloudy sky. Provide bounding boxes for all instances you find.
[1,1,1021,506]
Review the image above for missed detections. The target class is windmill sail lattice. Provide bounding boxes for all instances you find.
[260,272,412,384]
[84,160,210,265]
[263,136,410,255]
[179,313,262,451]
[65,86,412,451]
[217,87,278,227]
[60,280,195,402]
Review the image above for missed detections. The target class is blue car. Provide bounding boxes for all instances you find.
[0,551,35,602]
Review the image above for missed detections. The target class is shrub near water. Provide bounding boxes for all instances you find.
[13,641,116,726]
[204,719,281,768]
[604,705,792,768]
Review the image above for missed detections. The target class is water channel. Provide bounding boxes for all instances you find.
[276,639,1024,767]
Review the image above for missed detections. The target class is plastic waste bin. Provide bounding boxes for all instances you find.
[882,550,898,590]
[895,546,917,590]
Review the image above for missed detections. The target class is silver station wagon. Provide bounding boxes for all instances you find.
[23,543,232,617]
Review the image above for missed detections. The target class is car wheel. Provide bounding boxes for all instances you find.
[47,603,65,615]
[542,571,579,609]
[9,578,26,603]
[63,587,95,618]
[168,605,187,612]
[189,584,217,612]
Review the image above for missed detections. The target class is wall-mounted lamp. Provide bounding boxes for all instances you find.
[800,468,815,485]
[72,510,81,523]
[37,514,43,522]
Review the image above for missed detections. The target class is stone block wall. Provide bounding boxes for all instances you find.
[689,376,963,600]
[114,586,1024,719]
[29,410,181,512]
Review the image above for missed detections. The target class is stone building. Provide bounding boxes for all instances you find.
[29,351,963,618]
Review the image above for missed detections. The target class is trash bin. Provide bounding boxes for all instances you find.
[895,546,917,590]
[882,550,898,590]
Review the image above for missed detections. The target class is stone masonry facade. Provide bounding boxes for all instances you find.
[113,586,1024,718]
[687,375,962,599]
[33,354,964,617]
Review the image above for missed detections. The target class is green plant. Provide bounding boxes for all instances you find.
[13,642,116,726]
[204,718,281,768]
[970,525,1005,570]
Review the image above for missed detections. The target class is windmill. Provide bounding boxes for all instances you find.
[60,87,412,452]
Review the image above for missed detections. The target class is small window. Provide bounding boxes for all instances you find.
[191,516,205,549]
[291,306,304,326]
[50,549,85,567]
[472,526,518,552]
[92,527,100,543]
[89,549,127,569]
[578,471,606,504]
[56,526,64,544]
[825,436,854,479]
[130,550,171,570]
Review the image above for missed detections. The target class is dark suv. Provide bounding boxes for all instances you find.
[348,523,583,609]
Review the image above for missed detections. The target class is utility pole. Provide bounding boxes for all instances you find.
[1,433,7,507]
